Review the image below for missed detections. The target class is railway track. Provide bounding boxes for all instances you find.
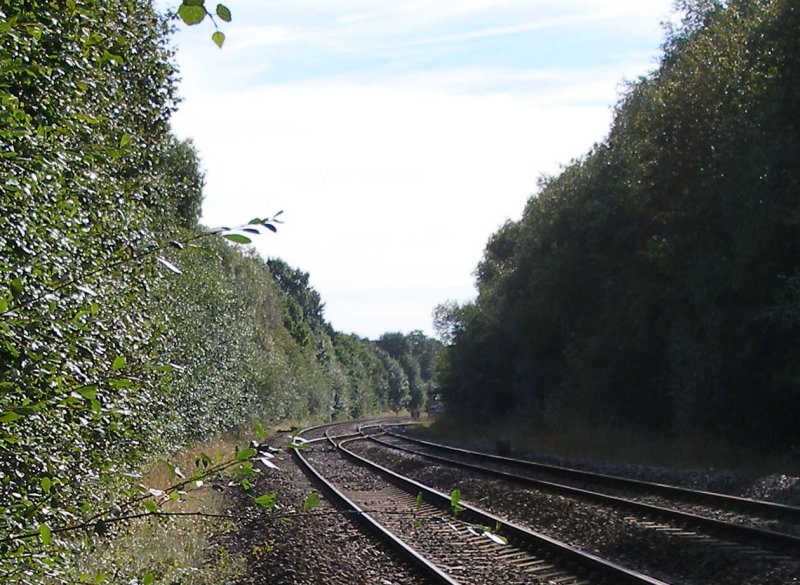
[338,424,800,583]
[374,426,800,555]
[292,420,670,585]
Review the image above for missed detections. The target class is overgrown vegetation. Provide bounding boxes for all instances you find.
[0,2,439,582]
[437,0,800,461]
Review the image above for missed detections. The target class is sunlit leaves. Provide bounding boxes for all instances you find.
[221,233,252,244]
[235,447,257,461]
[177,0,233,49]
[254,492,277,509]
[39,524,52,545]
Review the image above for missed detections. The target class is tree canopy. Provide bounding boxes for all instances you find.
[438,0,800,454]
[0,2,441,581]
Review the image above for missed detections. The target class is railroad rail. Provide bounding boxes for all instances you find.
[383,427,800,520]
[291,420,669,585]
[372,426,800,556]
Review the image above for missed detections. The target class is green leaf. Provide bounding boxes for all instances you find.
[143,500,158,513]
[178,4,207,25]
[40,477,52,494]
[236,448,257,461]
[0,412,22,424]
[39,523,52,545]
[237,461,255,476]
[111,356,126,371]
[195,452,212,468]
[212,31,225,48]
[142,574,155,585]
[222,233,252,245]
[254,492,277,509]
[78,386,97,400]
[184,0,206,5]
[302,491,320,512]
[109,378,134,389]
[0,298,7,312]
[9,278,23,299]
[216,3,232,22]
[119,134,131,148]
[14,406,38,416]
[415,492,423,510]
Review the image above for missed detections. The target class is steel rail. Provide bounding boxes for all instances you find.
[371,431,800,554]
[291,423,462,585]
[384,427,800,522]
[334,433,669,585]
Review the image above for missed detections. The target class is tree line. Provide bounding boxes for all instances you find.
[0,2,439,581]
[436,0,800,456]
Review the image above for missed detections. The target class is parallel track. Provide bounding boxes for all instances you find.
[292,421,669,585]
[375,427,800,556]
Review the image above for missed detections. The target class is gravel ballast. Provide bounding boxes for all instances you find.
[215,434,424,585]
[348,439,800,585]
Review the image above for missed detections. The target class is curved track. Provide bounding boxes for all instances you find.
[292,420,669,585]
[375,427,800,556]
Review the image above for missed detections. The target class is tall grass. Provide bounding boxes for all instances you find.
[51,432,254,585]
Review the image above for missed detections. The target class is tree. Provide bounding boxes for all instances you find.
[157,136,206,227]
[438,0,800,452]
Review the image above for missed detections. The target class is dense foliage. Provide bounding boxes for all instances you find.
[0,2,440,582]
[438,0,800,455]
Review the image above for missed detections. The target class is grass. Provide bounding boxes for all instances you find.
[55,430,256,585]
[46,413,417,584]
[421,416,800,476]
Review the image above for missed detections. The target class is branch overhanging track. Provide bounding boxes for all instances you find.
[292,420,669,585]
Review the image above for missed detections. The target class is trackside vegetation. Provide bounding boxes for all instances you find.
[436,0,800,462]
[0,1,439,582]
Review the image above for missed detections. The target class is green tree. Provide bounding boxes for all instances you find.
[439,0,800,453]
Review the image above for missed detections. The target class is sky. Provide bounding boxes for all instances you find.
[159,0,676,339]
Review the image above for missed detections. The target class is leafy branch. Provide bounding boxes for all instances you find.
[1,446,266,547]
[175,1,232,48]
[0,212,283,318]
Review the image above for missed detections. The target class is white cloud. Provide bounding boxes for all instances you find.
[160,0,676,338]
[171,82,612,337]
